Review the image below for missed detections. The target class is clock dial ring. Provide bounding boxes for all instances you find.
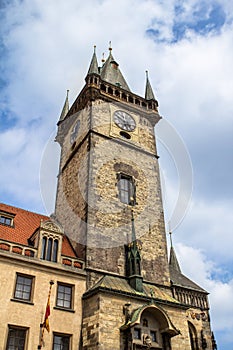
[113,110,136,132]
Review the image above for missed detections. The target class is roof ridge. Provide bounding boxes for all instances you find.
[0,202,48,218]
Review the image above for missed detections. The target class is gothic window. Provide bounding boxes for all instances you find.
[188,322,199,350]
[41,237,58,262]
[6,326,27,350]
[118,174,135,205]
[53,333,70,350]
[14,274,33,301]
[56,283,73,309]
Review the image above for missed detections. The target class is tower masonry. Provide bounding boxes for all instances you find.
[54,46,216,350]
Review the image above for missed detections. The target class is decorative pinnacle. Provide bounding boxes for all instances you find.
[146,70,149,78]
[131,208,136,243]
[94,45,96,53]
[169,231,173,247]
[102,52,105,63]
[66,89,69,98]
[109,41,112,51]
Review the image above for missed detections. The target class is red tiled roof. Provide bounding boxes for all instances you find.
[0,203,77,258]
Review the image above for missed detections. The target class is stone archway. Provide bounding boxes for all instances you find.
[188,322,199,350]
[121,304,179,350]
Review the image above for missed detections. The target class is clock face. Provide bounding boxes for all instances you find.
[70,120,80,144]
[113,110,136,132]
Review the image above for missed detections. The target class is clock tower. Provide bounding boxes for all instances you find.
[54,46,215,350]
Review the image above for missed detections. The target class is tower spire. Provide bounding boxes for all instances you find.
[145,70,156,100]
[87,45,99,75]
[100,45,131,91]
[169,232,181,273]
[58,89,69,123]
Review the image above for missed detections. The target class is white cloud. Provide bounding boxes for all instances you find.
[175,243,233,335]
[1,1,233,348]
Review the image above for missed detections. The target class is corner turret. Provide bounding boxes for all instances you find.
[145,70,156,100]
[87,45,99,76]
[58,90,69,123]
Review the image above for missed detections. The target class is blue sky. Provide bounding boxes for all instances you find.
[1,0,233,348]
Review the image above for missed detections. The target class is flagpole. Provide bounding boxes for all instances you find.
[38,280,54,349]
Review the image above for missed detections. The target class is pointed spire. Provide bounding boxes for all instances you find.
[169,232,181,273]
[145,70,156,100]
[100,45,131,91]
[131,209,136,244]
[127,209,143,292]
[87,45,99,75]
[58,90,69,123]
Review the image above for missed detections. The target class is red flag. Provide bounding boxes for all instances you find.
[44,295,50,332]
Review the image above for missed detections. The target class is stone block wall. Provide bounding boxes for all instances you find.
[82,290,213,350]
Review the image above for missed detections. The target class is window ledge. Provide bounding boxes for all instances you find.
[54,306,75,313]
[11,298,34,305]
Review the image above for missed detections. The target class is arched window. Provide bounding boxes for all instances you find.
[41,237,59,262]
[41,237,47,260]
[52,239,58,262]
[46,238,53,260]
[117,174,135,205]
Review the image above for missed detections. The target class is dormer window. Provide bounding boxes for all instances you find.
[0,211,15,227]
[41,236,59,262]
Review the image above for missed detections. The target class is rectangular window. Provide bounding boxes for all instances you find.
[56,283,72,309]
[0,215,13,226]
[118,174,135,205]
[14,274,33,301]
[134,328,141,339]
[41,237,58,262]
[6,326,27,350]
[150,330,157,342]
[53,333,70,350]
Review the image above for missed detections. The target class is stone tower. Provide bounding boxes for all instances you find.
[54,46,216,350]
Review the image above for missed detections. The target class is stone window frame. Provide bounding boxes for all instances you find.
[40,235,59,262]
[0,211,15,227]
[13,273,34,302]
[150,330,157,343]
[117,173,136,205]
[134,327,141,340]
[6,325,28,350]
[133,317,160,346]
[55,282,74,311]
[53,332,71,350]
